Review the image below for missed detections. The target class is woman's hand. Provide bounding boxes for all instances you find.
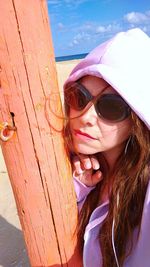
[72,154,103,187]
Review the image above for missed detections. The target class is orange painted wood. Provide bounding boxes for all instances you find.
[0,1,82,266]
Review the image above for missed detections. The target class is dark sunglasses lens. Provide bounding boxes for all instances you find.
[65,84,90,110]
[96,95,131,122]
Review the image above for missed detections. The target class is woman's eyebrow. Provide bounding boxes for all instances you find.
[103,90,118,94]
[102,86,118,95]
[96,84,114,97]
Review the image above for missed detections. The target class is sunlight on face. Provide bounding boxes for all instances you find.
[69,76,132,159]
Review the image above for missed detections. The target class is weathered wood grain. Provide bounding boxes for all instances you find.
[0,1,82,266]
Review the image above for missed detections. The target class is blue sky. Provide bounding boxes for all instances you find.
[47,0,150,57]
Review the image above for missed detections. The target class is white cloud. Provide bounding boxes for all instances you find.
[73,39,79,44]
[95,23,121,34]
[67,9,150,51]
[69,31,91,47]
[77,22,120,35]
[57,22,65,29]
[51,5,150,55]
[47,0,60,4]
[79,23,93,31]
[146,10,150,16]
[68,21,123,48]
[96,26,107,33]
[47,0,91,7]
[96,25,113,33]
[142,26,148,32]
[64,0,88,3]
[124,11,150,24]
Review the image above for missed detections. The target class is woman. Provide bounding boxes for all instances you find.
[63,28,150,267]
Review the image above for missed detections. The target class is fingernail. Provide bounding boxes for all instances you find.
[94,165,99,170]
[78,169,84,174]
[85,162,91,169]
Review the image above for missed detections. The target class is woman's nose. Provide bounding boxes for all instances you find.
[79,105,98,126]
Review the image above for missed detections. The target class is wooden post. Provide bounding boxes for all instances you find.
[0,1,81,266]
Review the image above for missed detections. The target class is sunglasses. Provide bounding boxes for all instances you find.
[65,82,131,122]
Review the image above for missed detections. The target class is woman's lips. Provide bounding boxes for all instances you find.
[73,129,97,140]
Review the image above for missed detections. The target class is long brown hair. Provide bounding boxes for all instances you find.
[63,86,150,267]
[99,113,150,266]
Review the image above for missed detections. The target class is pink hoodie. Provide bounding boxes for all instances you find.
[64,28,150,130]
[64,28,150,267]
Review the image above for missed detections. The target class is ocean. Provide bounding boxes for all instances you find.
[55,52,88,62]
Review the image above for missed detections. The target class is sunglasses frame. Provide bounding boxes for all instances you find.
[65,82,131,122]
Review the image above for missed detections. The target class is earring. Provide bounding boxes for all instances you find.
[124,135,132,155]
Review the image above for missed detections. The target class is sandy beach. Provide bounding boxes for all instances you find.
[56,59,80,90]
[0,59,80,267]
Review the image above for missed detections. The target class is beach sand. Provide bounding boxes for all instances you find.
[56,59,80,90]
[0,59,80,267]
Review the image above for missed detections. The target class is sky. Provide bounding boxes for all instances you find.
[47,0,150,57]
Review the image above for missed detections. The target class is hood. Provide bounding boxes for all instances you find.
[64,28,150,130]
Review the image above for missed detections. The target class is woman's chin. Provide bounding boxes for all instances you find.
[73,143,99,155]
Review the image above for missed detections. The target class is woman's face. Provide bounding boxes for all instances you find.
[69,76,132,159]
